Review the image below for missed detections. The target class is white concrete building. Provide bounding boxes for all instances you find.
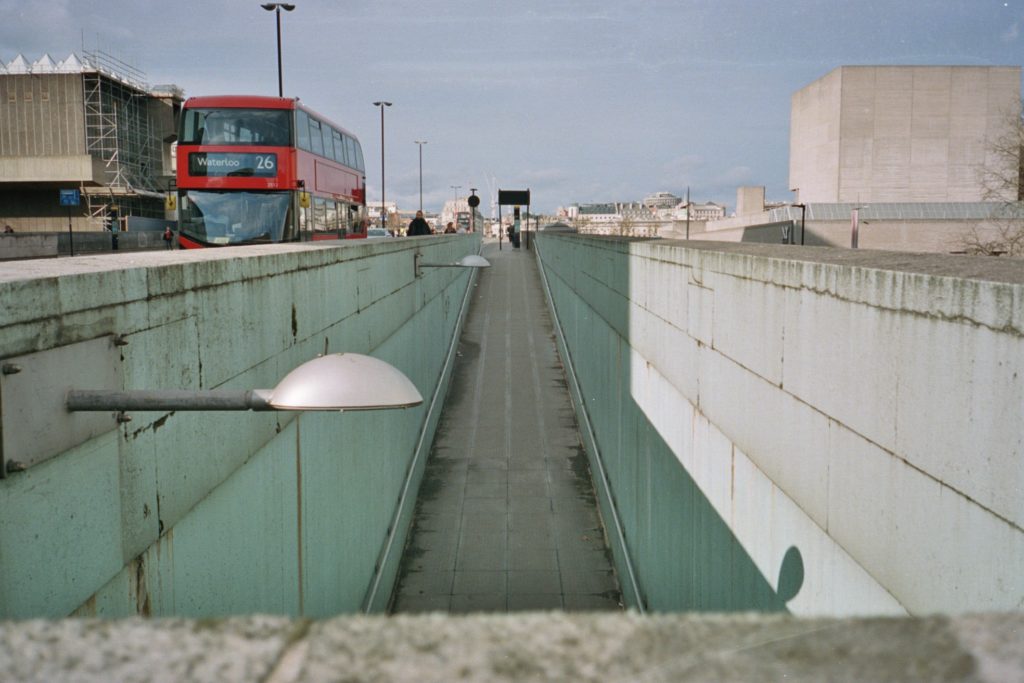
[789,65,1021,204]
[642,191,682,209]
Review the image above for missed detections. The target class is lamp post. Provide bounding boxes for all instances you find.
[450,185,461,203]
[374,101,392,230]
[414,140,427,212]
[260,3,295,98]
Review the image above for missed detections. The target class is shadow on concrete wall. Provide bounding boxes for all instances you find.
[537,234,804,613]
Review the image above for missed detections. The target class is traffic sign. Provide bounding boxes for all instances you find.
[59,189,80,207]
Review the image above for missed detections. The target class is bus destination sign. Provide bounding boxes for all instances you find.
[189,152,277,178]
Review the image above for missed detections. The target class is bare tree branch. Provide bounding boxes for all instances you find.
[962,102,1024,256]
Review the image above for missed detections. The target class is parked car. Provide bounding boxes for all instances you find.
[366,228,391,239]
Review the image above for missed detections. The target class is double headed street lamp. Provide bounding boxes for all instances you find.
[414,140,428,212]
[374,101,393,229]
[261,3,295,98]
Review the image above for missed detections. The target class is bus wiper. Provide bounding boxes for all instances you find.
[227,168,255,177]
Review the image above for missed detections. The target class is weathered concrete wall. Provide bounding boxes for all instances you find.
[0,74,87,157]
[2,611,1022,682]
[0,232,59,260]
[0,235,480,619]
[537,234,1024,616]
[694,216,1009,253]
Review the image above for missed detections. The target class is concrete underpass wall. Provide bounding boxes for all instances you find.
[536,234,1024,616]
[0,235,480,619]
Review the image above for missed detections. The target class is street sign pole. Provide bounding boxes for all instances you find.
[67,207,74,256]
[59,189,80,257]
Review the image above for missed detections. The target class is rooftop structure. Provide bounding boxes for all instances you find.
[642,191,681,208]
[0,52,183,232]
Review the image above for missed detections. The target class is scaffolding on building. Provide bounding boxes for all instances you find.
[80,50,166,225]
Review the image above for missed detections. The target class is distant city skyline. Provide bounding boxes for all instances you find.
[1,0,1022,213]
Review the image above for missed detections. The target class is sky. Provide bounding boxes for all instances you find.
[1,0,1022,214]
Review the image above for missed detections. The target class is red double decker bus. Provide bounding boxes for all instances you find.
[175,95,367,248]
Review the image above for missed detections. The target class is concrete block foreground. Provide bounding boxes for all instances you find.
[0,612,1021,682]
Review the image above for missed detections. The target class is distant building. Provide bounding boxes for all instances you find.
[693,65,1023,254]
[686,201,726,221]
[789,65,1021,204]
[572,202,661,237]
[366,201,399,230]
[642,191,682,209]
[0,52,183,232]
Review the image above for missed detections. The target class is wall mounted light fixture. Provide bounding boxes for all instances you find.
[414,253,490,278]
[0,339,422,476]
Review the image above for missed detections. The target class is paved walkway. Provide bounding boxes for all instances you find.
[391,240,623,613]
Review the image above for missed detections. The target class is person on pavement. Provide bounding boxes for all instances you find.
[407,211,432,236]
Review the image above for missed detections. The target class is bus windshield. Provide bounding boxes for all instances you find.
[180,108,292,146]
[179,190,291,245]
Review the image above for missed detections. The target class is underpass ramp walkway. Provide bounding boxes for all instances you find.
[391,240,623,613]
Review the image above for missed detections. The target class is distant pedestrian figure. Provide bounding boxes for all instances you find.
[163,226,174,249]
[3,224,13,233]
[109,209,120,251]
[407,210,432,236]
[444,222,456,234]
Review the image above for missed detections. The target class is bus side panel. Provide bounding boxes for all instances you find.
[314,161,361,200]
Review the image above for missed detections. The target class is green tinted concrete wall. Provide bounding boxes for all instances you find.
[536,236,795,613]
[536,234,1024,616]
[0,236,479,618]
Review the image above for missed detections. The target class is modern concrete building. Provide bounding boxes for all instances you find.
[0,52,182,233]
[789,65,1021,204]
[642,191,681,209]
[695,65,1023,253]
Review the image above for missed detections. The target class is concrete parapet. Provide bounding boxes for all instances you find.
[0,236,481,619]
[0,612,1021,682]
[536,235,1024,616]
[0,233,58,260]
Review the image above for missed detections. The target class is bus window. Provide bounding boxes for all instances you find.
[348,205,365,235]
[309,118,324,156]
[352,140,365,171]
[344,136,357,169]
[313,197,328,231]
[337,202,350,234]
[296,110,310,151]
[325,201,338,231]
[321,124,334,161]
[332,130,347,165]
[179,190,290,244]
[180,108,291,146]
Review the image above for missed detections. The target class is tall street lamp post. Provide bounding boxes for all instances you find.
[414,140,427,212]
[374,101,392,229]
[450,185,461,204]
[260,3,295,98]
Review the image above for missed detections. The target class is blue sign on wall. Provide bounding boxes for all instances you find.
[59,189,81,207]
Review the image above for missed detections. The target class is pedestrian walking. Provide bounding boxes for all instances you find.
[407,210,432,236]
